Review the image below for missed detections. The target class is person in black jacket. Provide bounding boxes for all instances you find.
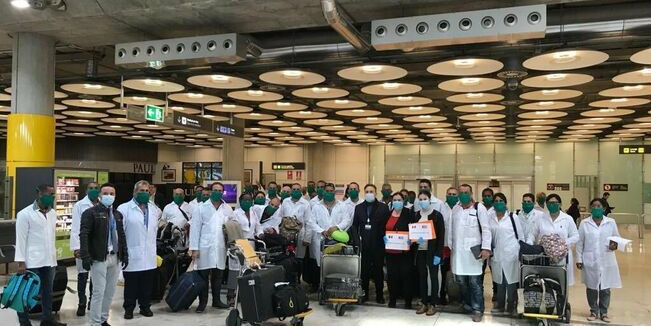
[413,190,445,316]
[567,198,581,224]
[80,183,128,326]
[352,184,390,304]
[383,192,415,309]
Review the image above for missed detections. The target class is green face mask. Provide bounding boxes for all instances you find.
[494,202,506,213]
[265,205,278,215]
[317,187,325,198]
[39,194,55,208]
[280,191,290,200]
[254,197,266,205]
[210,190,223,202]
[136,192,150,204]
[87,188,100,201]
[195,191,203,200]
[348,189,359,200]
[522,201,534,213]
[201,194,210,202]
[268,188,277,198]
[307,186,315,194]
[547,202,560,214]
[408,196,416,204]
[446,195,458,208]
[459,192,472,205]
[537,198,546,208]
[240,199,253,211]
[381,189,392,198]
[291,189,302,200]
[323,192,335,202]
[482,196,493,206]
[173,194,185,205]
[591,207,604,219]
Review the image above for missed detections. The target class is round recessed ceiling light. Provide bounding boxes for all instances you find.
[352,117,394,124]
[523,49,608,71]
[245,127,273,133]
[404,115,448,123]
[574,117,622,124]
[336,109,382,117]
[279,126,313,132]
[392,106,441,115]
[233,112,276,120]
[63,126,99,133]
[337,64,408,82]
[166,105,202,115]
[517,119,562,126]
[101,117,139,125]
[316,99,366,109]
[61,83,121,96]
[438,77,504,93]
[520,89,582,101]
[519,101,574,110]
[518,111,568,119]
[518,125,556,131]
[580,108,634,117]
[168,92,222,104]
[446,92,504,104]
[259,69,325,86]
[630,47,651,65]
[612,68,651,84]
[453,103,505,113]
[134,124,170,131]
[259,101,308,112]
[360,82,422,96]
[521,73,593,88]
[467,127,504,132]
[187,74,252,89]
[122,78,184,93]
[62,99,115,109]
[427,58,504,76]
[292,87,349,99]
[112,96,165,106]
[366,123,403,130]
[599,85,651,97]
[378,96,432,106]
[97,125,134,131]
[321,125,357,131]
[589,97,650,108]
[459,113,505,121]
[303,119,344,126]
[567,124,610,130]
[283,111,328,119]
[205,103,252,113]
[62,110,108,119]
[62,119,102,126]
[228,90,283,102]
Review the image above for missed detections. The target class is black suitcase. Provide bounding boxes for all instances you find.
[165,271,207,312]
[30,265,67,314]
[274,255,299,284]
[238,265,285,323]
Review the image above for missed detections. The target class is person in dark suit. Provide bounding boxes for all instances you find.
[567,198,581,224]
[602,192,613,216]
[352,184,390,304]
[383,192,415,309]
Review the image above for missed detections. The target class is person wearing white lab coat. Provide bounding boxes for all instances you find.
[449,184,492,323]
[117,180,159,319]
[518,193,543,237]
[309,180,327,208]
[534,191,547,213]
[226,193,260,304]
[576,198,621,323]
[265,181,280,204]
[343,182,363,218]
[527,193,579,287]
[187,185,205,219]
[279,183,313,285]
[252,197,282,233]
[189,182,232,312]
[307,183,353,267]
[161,188,191,230]
[70,182,99,316]
[414,179,445,213]
[439,186,458,304]
[14,184,65,326]
[489,193,524,317]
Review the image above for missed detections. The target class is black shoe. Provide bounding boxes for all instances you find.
[140,307,154,317]
[76,305,86,316]
[361,295,369,303]
[212,300,229,309]
[376,297,385,304]
[405,302,413,310]
[388,299,396,308]
[40,321,67,326]
[196,303,207,313]
[440,297,449,306]
[124,310,134,320]
[101,322,111,326]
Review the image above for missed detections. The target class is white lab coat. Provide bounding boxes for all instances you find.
[576,216,622,290]
[252,204,282,233]
[343,197,363,223]
[309,196,323,208]
[187,198,201,219]
[439,203,454,248]
[70,196,95,251]
[161,201,191,229]
[307,200,352,266]
[527,211,579,286]
[518,208,544,239]
[228,207,262,271]
[449,202,492,276]
[15,202,58,269]
[118,200,159,272]
[189,200,233,270]
[279,197,312,259]
[490,211,524,284]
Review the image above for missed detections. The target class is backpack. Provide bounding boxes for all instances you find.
[523,274,564,315]
[272,283,309,318]
[279,216,302,242]
[540,233,568,263]
[1,271,41,313]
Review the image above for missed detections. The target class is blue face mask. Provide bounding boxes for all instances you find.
[100,195,115,207]
[419,199,431,210]
[392,201,404,211]
[365,193,375,203]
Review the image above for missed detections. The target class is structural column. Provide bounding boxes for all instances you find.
[6,32,56,216]
[222,118,244,182]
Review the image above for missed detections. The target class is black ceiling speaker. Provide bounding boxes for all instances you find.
[497,54,528,79]
[500,85,523,106]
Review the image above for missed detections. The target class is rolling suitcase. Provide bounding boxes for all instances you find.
[238,265,285,323]
[165,270,206,312]
[30,265,67,314]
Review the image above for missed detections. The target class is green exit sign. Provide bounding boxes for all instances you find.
[145,104,164,123]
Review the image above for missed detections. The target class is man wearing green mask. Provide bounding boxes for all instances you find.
[535,191,546,213]
[415,179,444,213]
[380,183,393,206]
[187,185,204,219]
[344,182,362,216]
[438,186,458,305]
[279,183,313,284]
[309,180,327,207]
[70,182,99,316]
[481,188,494,211]
[306,183,353,292]
[306,181,317,199]
[117,180,160,319]
[161,188,191,231]
[279,184,292,202]
[265,181,280,204]
[518,193,542,237]
[15,184,66,326]
[189,182,232,312]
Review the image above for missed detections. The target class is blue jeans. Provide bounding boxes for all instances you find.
[17,266,55,326]
[455,274,485,313]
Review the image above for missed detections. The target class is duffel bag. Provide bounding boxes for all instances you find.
[272,283,309,319]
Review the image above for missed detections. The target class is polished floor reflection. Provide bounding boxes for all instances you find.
[1,227,647,326]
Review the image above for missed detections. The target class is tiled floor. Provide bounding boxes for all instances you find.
[2,227,648,326]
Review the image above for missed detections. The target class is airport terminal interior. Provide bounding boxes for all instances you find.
[1,0,651,325]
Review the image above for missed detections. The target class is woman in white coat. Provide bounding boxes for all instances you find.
[307,183,353,267]
[527,193,579,286]
[489,193,524,317]
[189,182,232,312]
[576,198,621,323]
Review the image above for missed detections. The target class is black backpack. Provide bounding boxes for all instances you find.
[272,283,309,319]
[523,274,564,315]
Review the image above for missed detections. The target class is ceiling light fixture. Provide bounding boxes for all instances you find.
[83,84,102,89]
[334,99,349,104]
[11,0,30,8]
[81,99,97,104]
[642,68,651,76]
[552,51,577,63]
[144,79,163,86]
[599,108,615,113]
[312,87,329,93]
[472,104,487,108]
[397,96,413,102]
[210,75,230,83]
[172,106,184,111]
[535,111,550,115]
[408,106,423,111]
[298,111,311,115]
[247,90,264,97]
[78,111,92,114]
[539,101,554,106]
[610,98,628,103]
[277,102,290,106]
[352,109,365,113]
[453,59,476,68]
[222,104,235,108]
[361,65,383,74]
[460,78,480,85]
[623,85,644,91]
[466,93,483,98]
[541,89,559,95]
[132,96,147,101]
[546,73,566,81]
[382,82,400,89]
[187,93,204,98]
[282,70,303,79]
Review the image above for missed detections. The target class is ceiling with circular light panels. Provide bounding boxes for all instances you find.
[4,31,651,147]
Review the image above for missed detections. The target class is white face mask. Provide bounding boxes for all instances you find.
[364,193,376,203]
[100,195,115,207]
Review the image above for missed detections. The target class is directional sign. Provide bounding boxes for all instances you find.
[619,145,651,154]
[173,112,212,132]
[604,184,628,191]
[145,104,164,123]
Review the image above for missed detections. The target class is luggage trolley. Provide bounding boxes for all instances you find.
[520,254,571,326]
[318,239,363,316]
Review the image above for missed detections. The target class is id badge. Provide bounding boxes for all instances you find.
[364,224,372,230]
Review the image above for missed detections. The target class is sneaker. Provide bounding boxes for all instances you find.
[472,311,483,322]
[601,315,611,323]
[416,304,428,315]
[426,305,437,316]
[140,307,154,317]
[76,305,86,317]
[587,313,599,321]
[124,310,133,320]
